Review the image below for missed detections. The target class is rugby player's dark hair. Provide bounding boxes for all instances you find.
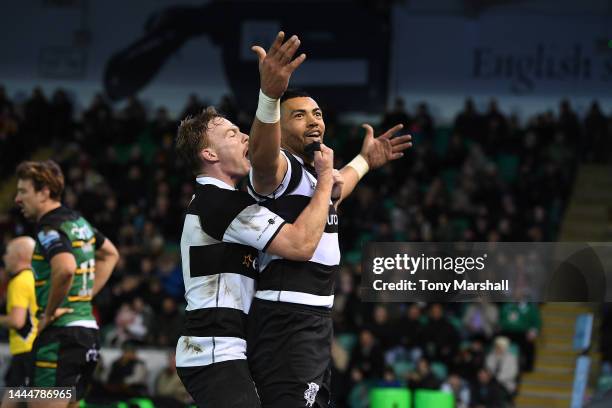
[176,106,223,175]
[280,88,311,104]
[16,160,65,200]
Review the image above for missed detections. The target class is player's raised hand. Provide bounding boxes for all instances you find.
[314,144,334,180]
[359,123,413,170]
[251,31,307,99]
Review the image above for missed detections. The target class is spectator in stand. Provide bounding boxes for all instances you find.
[470,368,508,408]
[108,297,152,346]
[152,297,182,347]
[348,329,385,387]
[454,341,486,384]
[558,99,581,144]
[0,101,20,176]
[379,367,402,388]
[381,97,412,132]
[23,87,50,148]
[119,95,147,143]
[412,102,435,139]
[407,358,440,390]
[462,300,499,342]
[485,336,518,401]
[441,373,471,408]
[454,98,484,143]
[106,342,149,398]
[181,93,206,118]
[445,133,469,168]
[397,303,424,363]
[49,89,73,143]
[421,303,460,366]
[151,107,176,141]
[483,98,507,154]
[154,351,191,407]
[332,266,361,334]
[370,305,396,353]
[499,301,541,372]
[584,101,609,163]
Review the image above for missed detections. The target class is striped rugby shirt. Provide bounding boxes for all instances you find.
[247,149,340,308]
[176,176,287,367]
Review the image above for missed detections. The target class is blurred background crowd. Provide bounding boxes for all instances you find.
[1,85,612,407]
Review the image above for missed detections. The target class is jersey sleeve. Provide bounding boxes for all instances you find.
[7,273,34,309]
[222,203,287,252]
[93,227,107,250]
[36,226,73,260]
[247,150,294,201]
[196,186,287,251]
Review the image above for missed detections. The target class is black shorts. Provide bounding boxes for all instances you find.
[177,359,261,408]
[247,298,332,408]
[31,326,100,400]
[4,351,33,387]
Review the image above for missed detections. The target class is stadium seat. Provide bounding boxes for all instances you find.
[496,154,519,183]
[430,361,448,380]
[413,389,454,408]
[597,374,612,393]
[391,360,414,382]
[336,333,358,354]
[434,128,451,156]
[344,250,362,265]
[441,169,458,191]
[369,387,411,408]
[348,382,370,408]
[509,342,520,357]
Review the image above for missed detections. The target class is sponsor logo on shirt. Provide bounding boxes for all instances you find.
[37,229,61,250]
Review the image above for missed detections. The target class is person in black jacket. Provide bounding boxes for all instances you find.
[470,368,507,408]
[421,303,460,367]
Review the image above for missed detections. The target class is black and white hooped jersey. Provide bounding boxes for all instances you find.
[247,150,340,309]
[176,176,287,368]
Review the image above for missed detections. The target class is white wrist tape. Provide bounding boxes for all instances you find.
[255,89,280,123]
[347,154,369,180]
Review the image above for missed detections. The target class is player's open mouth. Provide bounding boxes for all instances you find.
[244,149,249,158]
[305,130,321,138]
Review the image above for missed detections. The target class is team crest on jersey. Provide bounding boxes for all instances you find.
[304,382,319,407]
[37,229,61,250]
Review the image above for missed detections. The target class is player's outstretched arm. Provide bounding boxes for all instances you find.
[338,123,413,205]
[92,237,119,297]
[249,31,306,195]
[266,144,334,261]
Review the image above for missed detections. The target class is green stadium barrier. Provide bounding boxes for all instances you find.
[369,387,411,408]
[128,398,156,408]
[80,402,129,408]
[413,389,454,408]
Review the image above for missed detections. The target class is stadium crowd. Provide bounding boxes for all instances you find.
[1,85,611,406]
